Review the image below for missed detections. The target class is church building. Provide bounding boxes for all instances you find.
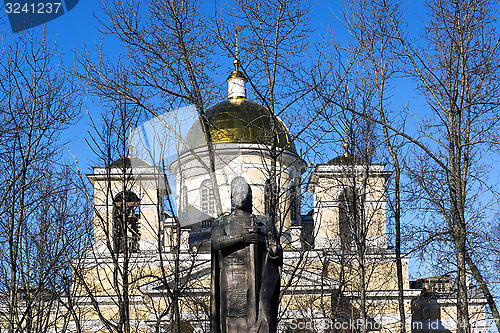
[68,60,489,333]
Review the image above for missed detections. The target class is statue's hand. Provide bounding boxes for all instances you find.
[243,230,264,244]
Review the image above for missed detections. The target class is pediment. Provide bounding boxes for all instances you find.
[139,257,338,296]
[281,263,338,294]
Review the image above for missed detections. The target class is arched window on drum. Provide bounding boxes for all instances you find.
[113,191,141,253]
[338,186,362,252]
[264,179,271,216]
[180,186,188,223]
[200,179,215,216]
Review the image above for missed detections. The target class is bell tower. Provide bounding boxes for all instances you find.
[306,152,392,251]
[87,156,167,254]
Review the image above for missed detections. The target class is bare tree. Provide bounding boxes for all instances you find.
[71,1,405,332]
[323,1,500,332]
[74,1,331,331]
[0,30,83,332]
[214,0,316,232]
[337,0,409,330]
[74,1,220,329]
[388,1,500,331]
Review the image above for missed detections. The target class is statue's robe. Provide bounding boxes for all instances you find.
[211,214,282,333]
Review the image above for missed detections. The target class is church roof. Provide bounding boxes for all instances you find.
[183,97,297,153]
[110,156,152,168]
[327,154,366,165]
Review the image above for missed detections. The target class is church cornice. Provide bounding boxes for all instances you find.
[306,164,392,193]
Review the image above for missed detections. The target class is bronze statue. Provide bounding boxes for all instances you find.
[211,178,282,333]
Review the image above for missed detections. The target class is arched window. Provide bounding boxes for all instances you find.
[290,183,299,222]
[264,178,282,218]
[264,179,271,216]
[338,187,360,251]
[181,186,188,223]
[200,180,215,216]
[113,191,141,253]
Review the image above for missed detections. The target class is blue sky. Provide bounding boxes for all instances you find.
[2,0,428,264]
[2,0,494,284]
[0,0,430,171]
[0,1,117,169]
[0,0,358,170]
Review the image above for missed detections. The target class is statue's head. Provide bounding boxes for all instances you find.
[231,177,252,213]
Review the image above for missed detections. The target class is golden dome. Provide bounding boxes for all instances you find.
[183,97,297,153]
